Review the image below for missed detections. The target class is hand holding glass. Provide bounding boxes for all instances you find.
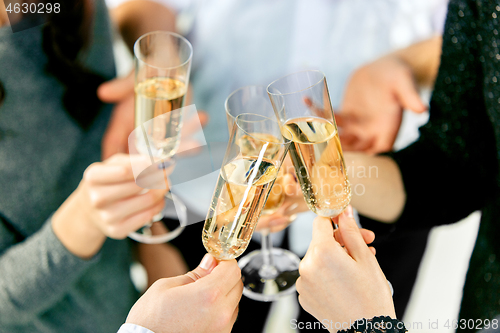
[129,31,192,244]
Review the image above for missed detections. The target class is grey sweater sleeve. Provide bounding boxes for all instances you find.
[0,216,99,323]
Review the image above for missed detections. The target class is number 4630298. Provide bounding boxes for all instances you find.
[444,318,499,330]
[6,2,60,14]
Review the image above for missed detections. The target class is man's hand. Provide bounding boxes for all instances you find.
[339,36,442,154]
[339,55,427,154]
[125,254,243,333]
[98,72,135,160]
[98,72,209,160]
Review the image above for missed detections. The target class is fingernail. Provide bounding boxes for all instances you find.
[344,205,353,218]
[200,253,216,271]
[286,203,299,213]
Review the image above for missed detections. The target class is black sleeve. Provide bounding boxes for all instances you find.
[385,0,498,231]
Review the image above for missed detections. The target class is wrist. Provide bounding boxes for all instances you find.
[52,187,106,259]
[390,35,442,87]
[382,53,416,84]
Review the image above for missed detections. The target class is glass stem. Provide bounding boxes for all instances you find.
[261,229,275,270]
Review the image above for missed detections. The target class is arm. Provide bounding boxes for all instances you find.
[347,1,497,228]
[137,242,189,287]
[345,128,495,227]
[0,217,98,323]
[0,154,166,322]
[346,153,405,223]
[109,0,177,52]
[392,35,442,87]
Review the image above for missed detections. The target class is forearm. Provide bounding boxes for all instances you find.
[52,187,107,259]
[138,242,188,288]
[110,0,177,52]
[0,218,98,322]
[345,152,406,223]
[391,35,442,87]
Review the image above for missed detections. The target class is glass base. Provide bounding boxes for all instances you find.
[128,192,187,244]
[238,248,300,302]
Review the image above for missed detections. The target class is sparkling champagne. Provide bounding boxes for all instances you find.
[237,133,284,215]
[282,117,351,217]
[261,169,285,215]
[135,77,186,158]
[203,157,279,260]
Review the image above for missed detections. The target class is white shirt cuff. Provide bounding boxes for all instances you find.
[117,323,155,333]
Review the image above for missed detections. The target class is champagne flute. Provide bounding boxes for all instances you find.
[202,114,290,260]
[129,31,192,244]
[267,70,351,223]
[267,70,395,296]
[225,86,301,302]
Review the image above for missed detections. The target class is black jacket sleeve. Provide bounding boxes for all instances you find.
[386,0,498,231]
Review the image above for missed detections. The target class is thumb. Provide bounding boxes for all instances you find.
[97,71,134,103]
[338,206,372,261]
[158,254,218,289]
[394,78,427,114]
[172,254,218,287]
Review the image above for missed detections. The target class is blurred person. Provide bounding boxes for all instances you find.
[0,0,204,331]
[104,0,449,331]
[118,254,243,333]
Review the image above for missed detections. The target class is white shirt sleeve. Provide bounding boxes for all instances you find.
[117,323,155,333]
[433,0,450,34]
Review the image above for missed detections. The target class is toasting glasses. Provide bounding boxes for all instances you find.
[224,86,301,301]
[267,70,352,223]
[268,71,396,295]
[128,31,192,244]
[202,114,290,261]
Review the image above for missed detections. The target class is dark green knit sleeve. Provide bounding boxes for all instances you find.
[0,216,99,323]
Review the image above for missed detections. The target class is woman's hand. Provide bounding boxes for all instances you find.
[296,206,396,332]
[52,154,167,259]
[125,254,243,333]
